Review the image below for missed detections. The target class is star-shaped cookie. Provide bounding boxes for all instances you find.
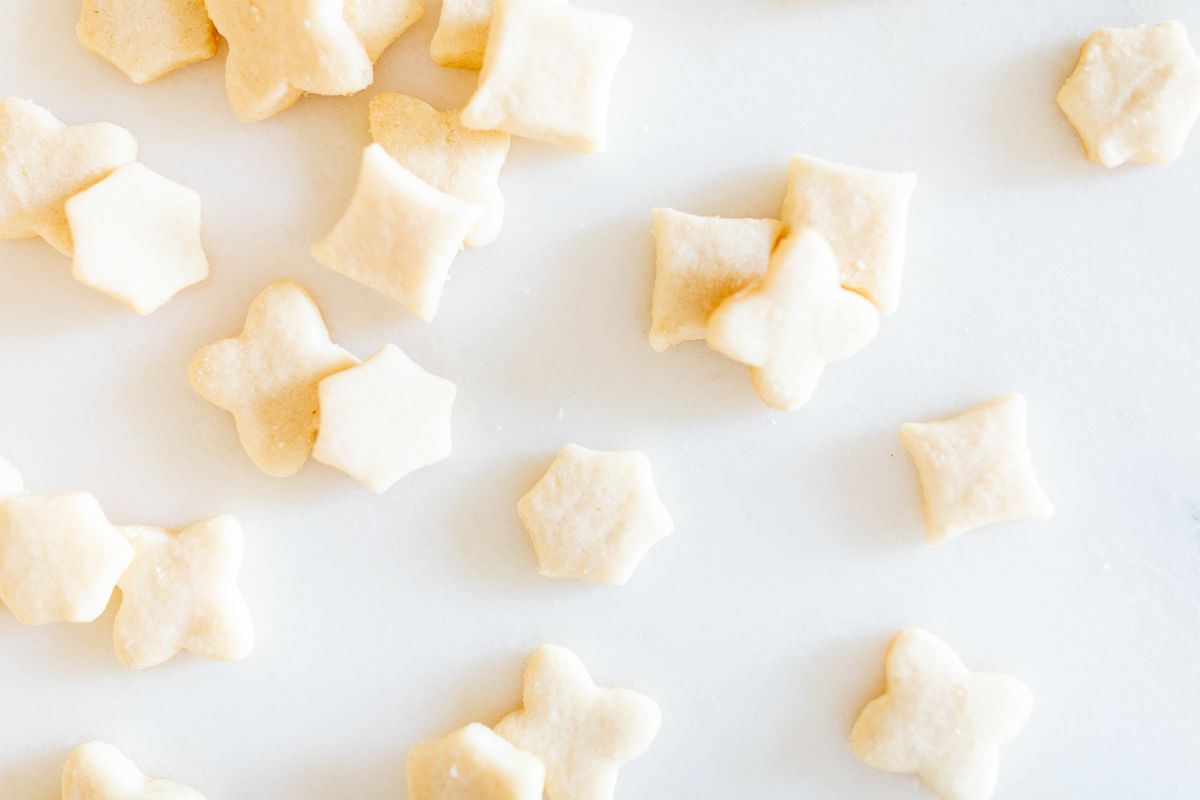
[204,0,373,122]
[851,628,1033,800]
[188,281,358,477]
[899,394,1053,545]
[313,344,456,493]
[707,228,880,411]
[0,492,133,625]
[408,723,545,800]
[430,0,494,70]
[62,741,206,800]
[0,453,22,497]
[113,516,254,669]
[369,92,511,247]
[66,162,209,315]
[517,444,673,586]
[0,97,137,255]
[76,0,218,84]
[344,0,424,62]
[312,144,482,321]
[1058,21,1200,167]
[495,645,661,800]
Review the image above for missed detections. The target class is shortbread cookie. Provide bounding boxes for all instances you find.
[344,0,424,62]
[780,155,916,314]
[76,0,217,83]
[0,98,137,255]
[518,443,673,585]
[496,645,661,800]
[66,162,209,315]
[62,741,206,800]
[851,629,1032,800]
[312,144,482,321]
[649,209,782,351]
[204,0,374,122]
[188,281,358,477]
[707,228,880,411]
[430,0,494,69]
[369,93,511,247]
[1058,21,1200,167]
[0,454,22,497]
[313,344,456,493]
[899,394,1053,545]
[0,492,133,625]
[114,516,254,669]
[460,0,632,152]
[408,723,544,800]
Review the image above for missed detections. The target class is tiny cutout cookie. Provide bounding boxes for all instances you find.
[76,0,217,84]
[649,208,782,352]
[496,644,661,800]
[517,443,673,585]
[188,281,358,477]
[0,453,22,498]
[313,344,456,493]
[1057,21,1200,167]
[66,162,209,315]
[899,394,1053,545]
[204,0,373,122]
[408,723,545,800]
[344,0,424,62]
[0,492,133,626]
[114,516,254,669]
[460,0,633,153]
[62,741,206,800]
[312,144,482,321]
[430,0,494,70]
[707,228,880,411]
[0,98,137,255]
[369,93,511,248]
[851,628,1032,800]
[780,154,916,315]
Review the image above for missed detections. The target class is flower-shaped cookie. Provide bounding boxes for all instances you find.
[707,228,880,411]
[62,741,206,800]
[496,645,661,800]
[430,0,494,69]
[1058,21,1200,167]
[344,0,424,62]
[408,723,545,800]
[76,0,217,83]
[851,628,1033,800]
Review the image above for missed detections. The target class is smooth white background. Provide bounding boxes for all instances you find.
[1,1,1199,797]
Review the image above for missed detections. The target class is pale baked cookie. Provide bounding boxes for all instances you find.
[900,394,1053,545]
[851,628,1032,800]
[460,0,633,153]
[65,162,209,315]
[113,516,254,669]
[1058,21,1200,167]
[707,228,879,411]
[517,443,673,585]
[0,453,22,497]
[313,344,456,493]
[369,93,511,247]
[344,0,424,62]
[496,645,660,800]
[430,0,494,70]
[649,208,782,352]
[312,144,482,321]
[62,741,206,800]
[0,492,133,625]
[780,155,916,315]
[408,723,545,800]
[188,281,358,477]
[76,0,217,84]
[0,98,137,255]
[204,0,373,122]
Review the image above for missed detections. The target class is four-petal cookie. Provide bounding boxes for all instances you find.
[518,443,673,585]
[76,0,217,84]
[113,516,254,669]
[1058,21,1200,167]
[496,645,660,800]
[851,628,1033,800]
[188,281,358,477]
[62,741,206,800]
[408,723,545,800]
[707,228,880,411]
[0,492,133,625]
[343,0,424,62]
[900,394,1053,545]
[431,0,494,70]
